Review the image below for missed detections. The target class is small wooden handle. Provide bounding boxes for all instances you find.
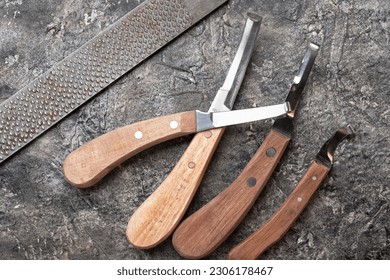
[63,111,196,188]
[126,128,225,249]
[172,129,290,259]
[227,161,330,260]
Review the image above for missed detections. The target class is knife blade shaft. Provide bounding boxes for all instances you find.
[210,13,262,112]
[197,102,290,132]
[287,43,319,117]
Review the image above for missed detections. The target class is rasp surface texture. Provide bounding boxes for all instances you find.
[0,0,389,260]
[0,0,192,162]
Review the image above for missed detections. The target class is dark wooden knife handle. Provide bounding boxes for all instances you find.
[227,161,330,260]
[172,128,290,259]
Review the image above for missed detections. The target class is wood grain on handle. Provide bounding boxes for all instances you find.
[126,128,225,249]
[227,161,330,260]
[63,111,196,188]
[172,128,290,259]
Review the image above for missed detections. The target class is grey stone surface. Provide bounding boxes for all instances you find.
[0,0,389,260]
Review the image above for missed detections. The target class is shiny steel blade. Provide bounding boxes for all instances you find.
[196,102,290,131]
[209,13,262,113]
[272,42,319,137]
[286,42,320,118]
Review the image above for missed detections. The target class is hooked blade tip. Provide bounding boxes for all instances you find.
[341,124,356,140]
[246,13,263,23]
[309,42,320,52]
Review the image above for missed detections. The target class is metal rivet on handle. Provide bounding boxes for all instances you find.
[246,177,257,187]
[204,131,212,138]
[170,120,179,129]
[135,131,143,139]
[266,147,276,157]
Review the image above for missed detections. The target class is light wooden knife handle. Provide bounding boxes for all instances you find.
[172,128,290,259]
[63,111,196,188]
[126,128,225,249]
[227,161,330,260]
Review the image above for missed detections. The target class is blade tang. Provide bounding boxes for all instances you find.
[172,129,291,259]
[209,13,262,112]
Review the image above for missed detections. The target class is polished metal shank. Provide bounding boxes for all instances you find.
[272,42,319,138]
[287,42,320,118]
[209,13,262,113]
[196,102,290,132]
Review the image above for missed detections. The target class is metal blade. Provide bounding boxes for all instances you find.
[209,13,262,113]
[272,42,319,137]
[287,42,320,118]
[196,102,290,131]
[316,124,355,167]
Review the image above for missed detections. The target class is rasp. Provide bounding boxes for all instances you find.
[0,0,228,164]
[228,125,355,260]
[172,43,319,259]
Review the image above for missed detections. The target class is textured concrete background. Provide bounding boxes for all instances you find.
[0,0,389,260]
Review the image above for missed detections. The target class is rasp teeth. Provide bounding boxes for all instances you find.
[0,0,192,162]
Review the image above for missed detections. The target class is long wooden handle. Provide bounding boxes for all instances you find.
[227,161,330,260]
[126,128,225,249]
[63,111,197,188]
[172,128,290,259]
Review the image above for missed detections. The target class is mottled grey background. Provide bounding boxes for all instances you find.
[0,0,389,260]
